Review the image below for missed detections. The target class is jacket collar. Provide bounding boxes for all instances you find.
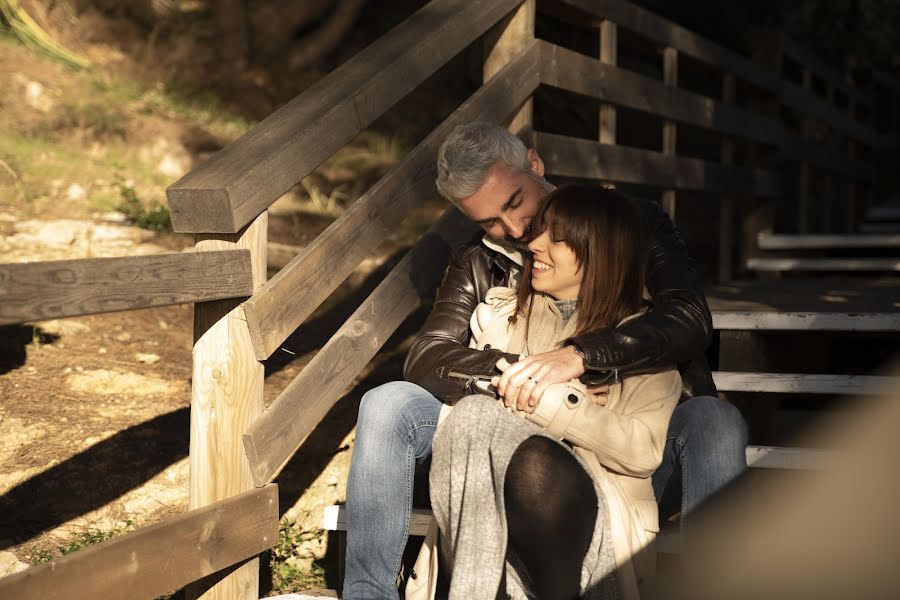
[481,235,524,267]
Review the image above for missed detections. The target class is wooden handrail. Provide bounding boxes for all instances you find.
[0,250,252,326]
[535,132,778,196]
[243,208,478,486]
[242,42,541,361]
[166,0,525,234]
[0,485,278,600]
[539,41,783,146]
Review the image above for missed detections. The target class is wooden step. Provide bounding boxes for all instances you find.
[711,311,900,332]
[746,257,900,272]
[757,231,900,250]
[859,222,900,233]
[712,371,896,395]
[865,204,900,221]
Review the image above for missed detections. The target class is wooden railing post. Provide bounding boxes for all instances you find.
[598,19,617,147]
[662,46,678,220]
[798,68,812,233]
[719,73,736,282]
[484,0,535,133]
[187,212,268,600]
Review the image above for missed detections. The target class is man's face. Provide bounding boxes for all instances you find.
[457,151,548,243]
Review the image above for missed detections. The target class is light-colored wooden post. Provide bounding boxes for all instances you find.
[719,73,736,282]
[662,46,678,220]
[483,0,535,133]
[599,20,617,146]
[187,212,267,600]
[798,69,812,233]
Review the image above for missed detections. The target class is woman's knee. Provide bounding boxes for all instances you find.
[673,395,748,452]
[356,381,434,439]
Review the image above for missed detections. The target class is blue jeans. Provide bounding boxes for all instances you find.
[342,385,747,598]
[651,395,748,518]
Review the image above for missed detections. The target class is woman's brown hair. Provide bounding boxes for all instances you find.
[513,184,649,337]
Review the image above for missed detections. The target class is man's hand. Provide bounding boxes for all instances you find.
[495,346,586,411]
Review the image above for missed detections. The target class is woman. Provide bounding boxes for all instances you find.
[416,185,682,600]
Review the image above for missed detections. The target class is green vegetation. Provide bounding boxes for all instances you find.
[28,520,135,564]
[270,518,327,592]
[116,177,172,232]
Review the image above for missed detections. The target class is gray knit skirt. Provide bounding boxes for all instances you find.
[429,395,620,600]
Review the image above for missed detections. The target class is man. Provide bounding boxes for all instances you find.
[342,122,747,599]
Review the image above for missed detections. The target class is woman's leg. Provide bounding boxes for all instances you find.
[504,436,598,600]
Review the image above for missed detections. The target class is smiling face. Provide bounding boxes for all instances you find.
[455,151,547,243]
[527,228,583,301]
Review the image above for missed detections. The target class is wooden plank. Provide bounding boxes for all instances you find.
[242,45,540,360]
[535,131,778,196]
[712,372,896,395]
[0,485,279,600]
[0,250,252,326]
[598,20,617,145]
[712,311,900,332]
[550,0,779,92]
[484,0,535,132]
[706,278,900,314]
[539,42,784,146]
[779,132,873,181]
[165,0,524,233]
[778,34,871,109]
[746,257,900,272]
[243,208,479,485]
[719,74,736,282]
[188,214,267,600]
[661,46,678,220]
[859,222,900,233]
[782,81,880,147]
[745,445,835,470]
[865,204,900,221]
[757,232,900,250]
[324,505,435,537]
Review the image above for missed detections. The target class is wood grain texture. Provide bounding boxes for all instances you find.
[243,208,478,486]
[324,505,435,537]
[0,485,278,600]
[712,372,896,395]
[483,0,534,132]
[0,250,252,326]
[540,42,783,147]
[535,131,778,195]
[166,0,524,233]
[746,257,900,272]
[756,232,900,249]
[188,214,267,600]
[718,74,736,282]
[712,311,900,332]
[242,44,541,361]
[661,46,678,220]
[598,20,617,145]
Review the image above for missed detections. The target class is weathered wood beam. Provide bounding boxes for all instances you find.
[712,372,896,395]
[242,44,541,360]
[243,208,479,486]
[166,0,525,233]
[0,250,252,326]
[0,485,278,600]
[712,311,900,332]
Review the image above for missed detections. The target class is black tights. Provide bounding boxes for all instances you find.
[502,436,598,600]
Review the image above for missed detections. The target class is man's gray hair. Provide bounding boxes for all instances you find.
[436,121,531,204]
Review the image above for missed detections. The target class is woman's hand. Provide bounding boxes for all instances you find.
[495,346,586,411]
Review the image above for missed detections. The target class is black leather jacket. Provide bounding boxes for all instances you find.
[404,199,717,404]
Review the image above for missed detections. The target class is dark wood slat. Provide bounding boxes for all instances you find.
[713,372,896,395]
[706,278,900,314]
[243,208,479,486]
[539,41,784,146]
[712,311,900,332]
[0,485,278,600]
[166,0,524,233]
[781,81,880,147]
[0,250,252,325]
[535,131,779,196]
[746,257,900,272]
[757,232,900,250]
[242,44,541,360]
[778,34,871,109]
[550,0,778,92]
[779,132,874,181]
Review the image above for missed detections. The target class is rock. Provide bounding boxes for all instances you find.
[66,183,86,201]
[135,353,160,365]
[23,80,53,112]
[115,332,132,342]
[0,550,29,576]
[38,319,90,336]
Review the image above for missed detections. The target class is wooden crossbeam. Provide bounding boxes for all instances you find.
[757,232,900,250]
[0,250,252,326]
[243,208,479,486]
[0,485,278,600]
[746,257,900,272]
[712,311,900,332]
[712,372,896,395]
[166,0,525,233]
[536,131,778,196]
[242,45,540,361]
